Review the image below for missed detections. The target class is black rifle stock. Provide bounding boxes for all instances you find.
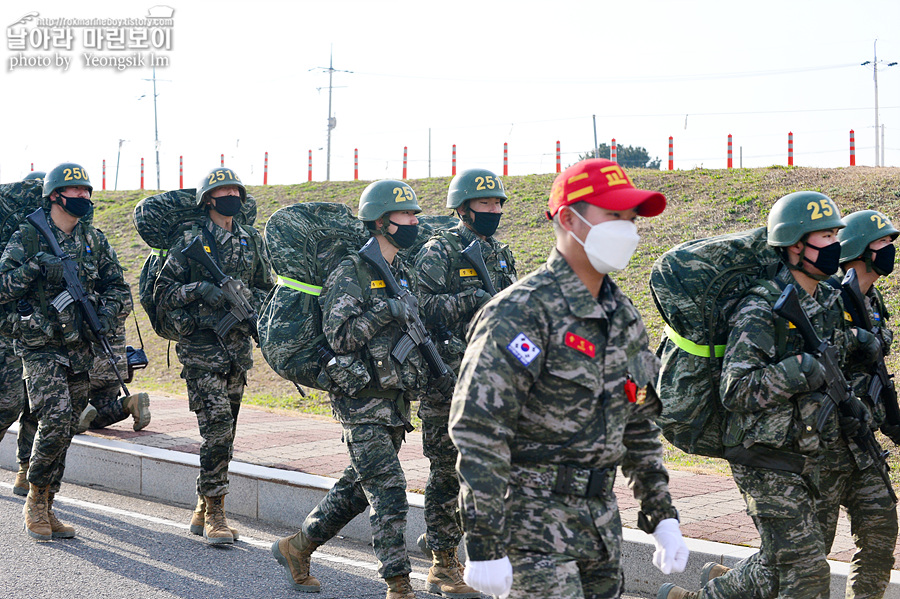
[773,283,896,502]
[358,238,449,378]
[181,236,259,344]
[840,268,900,435]
[25,208,133,398]
[460,240,497,296]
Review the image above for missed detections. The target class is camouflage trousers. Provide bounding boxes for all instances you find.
[183,367,245,497]
[303,423,410,579]
[0,352,25,444]
[422,420,463,551]
[24,357,90,493]
[88,382,126,429]
[503,485,623,599]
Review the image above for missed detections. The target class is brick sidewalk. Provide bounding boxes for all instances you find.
[83,392,900,566]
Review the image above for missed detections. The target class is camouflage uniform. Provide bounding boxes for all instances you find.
[449,248,678,599]
[85,316,129,428]
[414,220,517,552]
[0,210,130,492]
[0,335,33,485]
[154,217,273,498]
[301,253,431,579]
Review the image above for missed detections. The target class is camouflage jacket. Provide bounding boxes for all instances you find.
[319,249,431,426]
[415,220,517,373]
[0,210,131,373]
[448,249,676,561]
[721,266,864,456]
[154,216,274,374]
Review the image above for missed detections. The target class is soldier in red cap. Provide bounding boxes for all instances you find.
[448,159,688,598]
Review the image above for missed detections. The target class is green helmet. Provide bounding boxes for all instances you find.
[767,191,844,247]
[447,168,508,209]
[838,210,900,262]
[23,171,45,182]
[42,163,92,198]
[357,180,421,221]
[197,167,246,206]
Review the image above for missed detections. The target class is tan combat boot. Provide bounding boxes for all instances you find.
[385,574,416,599]
[13,460,29,497]
[74,404,98,434]
[202,495,234,545]
[427,549,481,598]
[47,492,76,538]
[23,483,52,541]
[700,562,731,586]
[271,530,321,592]
[122,392,151,431]
[657,583,699,599]
[190,495,239,539]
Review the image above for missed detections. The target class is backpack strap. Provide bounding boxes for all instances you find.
[22,223,49,319]
[748,279,789,356]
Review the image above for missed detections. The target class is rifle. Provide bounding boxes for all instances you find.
[358,237,449,378]
[181,236,259,344]
[25,208,137,402]
[840,268,900,438]
[460,240,497,296]
[773,283,896,502]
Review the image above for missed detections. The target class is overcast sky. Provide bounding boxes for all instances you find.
[1,0,898,189]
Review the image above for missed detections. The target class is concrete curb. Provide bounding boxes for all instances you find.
[3,426,900,597]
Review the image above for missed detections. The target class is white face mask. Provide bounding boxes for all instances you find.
[568,209,640,273]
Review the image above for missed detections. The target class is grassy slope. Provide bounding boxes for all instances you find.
[92,166,900,475]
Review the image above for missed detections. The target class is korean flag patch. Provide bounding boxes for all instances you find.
[507,332,541,366]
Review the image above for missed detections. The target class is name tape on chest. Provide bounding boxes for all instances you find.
[565,331,595,358]
[371,280,386,289]
[459,268,477,277]
[507,332,541,366]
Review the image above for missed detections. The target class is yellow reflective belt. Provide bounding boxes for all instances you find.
[150,248,167,257]
[664,324,725,358]
[277,275,322,296]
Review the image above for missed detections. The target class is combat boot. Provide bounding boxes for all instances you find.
[700,562,731,586]
[23,483,52,541]
[385,574,416,599]
[657,583,699,599]
[271,530,321,592]
[122,392,151,431]
[417,532,433,560]
[74,404,98,434]
[202,495,234,545]
[190,495,239,539]
[427,549,481,598]
[47,492,76,538]
[12,460,29,497]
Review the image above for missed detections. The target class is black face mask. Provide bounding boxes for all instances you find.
[58,193,93,218]
[469,210,502,237]
[872,243,896,276]
[804,240,842,277]
[212,195,243,217]
[387,221,418,249]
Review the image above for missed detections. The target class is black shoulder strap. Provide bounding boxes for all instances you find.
[23,223,49,318]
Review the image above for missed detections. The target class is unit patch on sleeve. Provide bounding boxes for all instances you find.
[507,332,541,366]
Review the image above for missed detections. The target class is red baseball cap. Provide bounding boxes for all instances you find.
[546,159,666,219]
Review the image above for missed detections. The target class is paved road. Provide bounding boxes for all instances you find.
[0,470,650,599]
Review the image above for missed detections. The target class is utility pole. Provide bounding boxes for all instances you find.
[114,139,125,191]
[312,47,351,181]
[142,67,169,188]
[861,40,897,167]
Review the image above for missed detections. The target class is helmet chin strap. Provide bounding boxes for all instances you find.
[784,246,830,281]
[377,219,402,249]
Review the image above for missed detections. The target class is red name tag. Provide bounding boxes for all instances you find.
[565,332,595,358]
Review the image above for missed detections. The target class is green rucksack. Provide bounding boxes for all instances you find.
[132,189,257,341]
[649,227,782,458]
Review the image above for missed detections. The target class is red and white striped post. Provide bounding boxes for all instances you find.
[179,155,183,188]
[850,130,856,166]
[727,134,733,169]
[354,148,359,180]
[220,154,225,167]
[263,152,269,185]
[788,132,794,166]
[452,145,457,176]
[503,142,508,176]
[668,137,674,170]
[102,160,106,190]
[611,138,618,163]
[402,146,408,179]
[30,163,34,172]
[308,150,312,182]
[556,141,561,173]
[140,157,145,190]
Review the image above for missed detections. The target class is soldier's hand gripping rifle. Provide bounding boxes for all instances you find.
[358,237,449,378]
[25,208,138,401]
[840,268,900,443]
[460,240,497,296]
[181,236,259,345]
[774,283,897,503]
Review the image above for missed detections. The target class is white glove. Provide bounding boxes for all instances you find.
[651,518,689,574]
[463,556,513,599]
